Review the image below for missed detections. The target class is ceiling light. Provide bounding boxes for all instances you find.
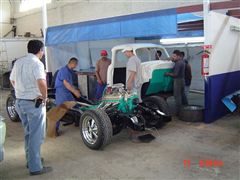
[160,37,204,45]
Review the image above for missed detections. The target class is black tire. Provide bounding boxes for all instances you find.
[179,105,204,122]
[80,109,112,150]
[143,96,172,124]
[6,94,20,122]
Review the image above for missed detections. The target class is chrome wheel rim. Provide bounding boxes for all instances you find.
[82,116,98,145]
[7,97,17,118]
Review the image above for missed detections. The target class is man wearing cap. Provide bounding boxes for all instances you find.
[122,47,142,99]
[95,50,111,100]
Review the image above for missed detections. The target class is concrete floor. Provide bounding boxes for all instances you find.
[0,89,239,180]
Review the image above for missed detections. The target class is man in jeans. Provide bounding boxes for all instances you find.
[10,40,52,175]
[95,50,111,100]
[165,50,188,115]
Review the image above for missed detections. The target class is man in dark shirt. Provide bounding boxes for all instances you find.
[180,51,192,98]
[165,50,188,115]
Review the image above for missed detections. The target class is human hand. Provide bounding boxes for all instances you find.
[127,83,133,92]
[74,89,81,98]
[165,72,170,76]
[36,96,48,106]
[97,79,103,85]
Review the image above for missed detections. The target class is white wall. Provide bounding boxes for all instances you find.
[205,12,240,75]
[12,0,207,37]
[0,1,12,38]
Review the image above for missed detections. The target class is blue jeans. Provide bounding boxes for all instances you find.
[95,83,107,100]
[174,79,188,115]
[15,99,46,172]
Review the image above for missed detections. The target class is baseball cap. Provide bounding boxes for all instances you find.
[122,47,133,53]
[100,50,108,56]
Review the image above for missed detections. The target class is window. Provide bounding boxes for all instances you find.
[19,0,51,12]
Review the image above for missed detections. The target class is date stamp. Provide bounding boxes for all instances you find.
[183,159,224,168]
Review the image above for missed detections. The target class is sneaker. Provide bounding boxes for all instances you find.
[30,166,53,176]
[26,157,44,169]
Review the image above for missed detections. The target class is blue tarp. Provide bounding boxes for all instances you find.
[177,13,203,23]
[46,9,177,46]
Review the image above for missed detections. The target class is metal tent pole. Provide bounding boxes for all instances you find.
[42,0,48,72]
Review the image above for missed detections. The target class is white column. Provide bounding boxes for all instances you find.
[203,0,210,45]
[42,0,48,71]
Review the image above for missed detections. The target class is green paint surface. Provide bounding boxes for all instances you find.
[146,68,173,95]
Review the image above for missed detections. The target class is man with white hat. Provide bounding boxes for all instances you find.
[122,47,142,100]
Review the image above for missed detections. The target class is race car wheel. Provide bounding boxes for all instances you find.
[6,94,20,122]
[143,96,172,127]
[80,109,112,150]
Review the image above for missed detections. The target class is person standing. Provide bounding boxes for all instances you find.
[165,50,188,115]
[155,50,162,60]
[122,47,142,100]
[10,40,52,175]
[54,57,81,134]
[122,47,143,142]
[180,51,192,98]
[95,50,111,100]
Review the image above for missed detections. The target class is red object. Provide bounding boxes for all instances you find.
[202,45,213,50]
[106,86,112,94]
[201,53,209,76]
[100,50,108,56]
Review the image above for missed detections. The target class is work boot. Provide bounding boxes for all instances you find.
[30,166,53,176]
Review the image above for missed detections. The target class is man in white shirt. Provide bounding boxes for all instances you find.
[122,47,143,142]
[10,40,52,175]
[122,47,142,100]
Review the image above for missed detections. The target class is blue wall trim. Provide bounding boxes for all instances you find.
[204,70,240,123]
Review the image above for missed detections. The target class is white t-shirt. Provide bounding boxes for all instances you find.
[126,55,142,97]
[10,53,46,99]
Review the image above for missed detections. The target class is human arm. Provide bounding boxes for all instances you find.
[95,61,103,85]
[9,64,16,88]
[63,80,81,98]
[165,61,181,78]
[37,79,48,100]
[127,70,136,91]
[165,72,177,78]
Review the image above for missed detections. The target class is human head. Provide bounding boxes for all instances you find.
[68,57,78,69]
[122,47,134,58]
[171,50,182,61]
[180,51,185,59]
[155,50,162,60]
[27,40,44,59]
[100,50,108,57]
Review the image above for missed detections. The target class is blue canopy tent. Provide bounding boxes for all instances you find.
[46,9,178,46]
[45,8,180,75]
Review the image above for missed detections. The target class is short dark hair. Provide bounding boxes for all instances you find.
[27,40,44,54]
[156,50,162,57]
[68,57,78,64]
[173,50,182,56]
[180,51,185,58]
